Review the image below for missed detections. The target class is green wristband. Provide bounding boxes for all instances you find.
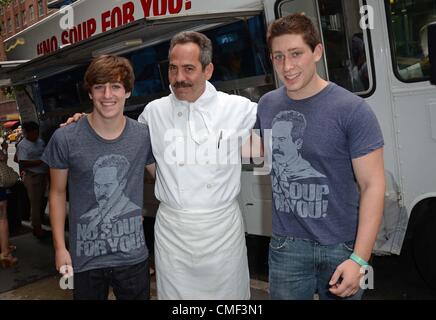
[350,253,369,266]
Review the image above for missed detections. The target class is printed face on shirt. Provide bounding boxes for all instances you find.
[94,166,121,207]
[271,34,323,100]
[168,42,214,102]
[89,82,131,120]
[272,121,302,165]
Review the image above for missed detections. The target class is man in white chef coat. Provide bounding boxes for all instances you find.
[138,31,257,299]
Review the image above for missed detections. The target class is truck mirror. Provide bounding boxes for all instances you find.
[429,23,436,85]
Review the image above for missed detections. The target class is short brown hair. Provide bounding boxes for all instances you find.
[169,31,213,69]
[84,55,135,93]
[267,13,321,52]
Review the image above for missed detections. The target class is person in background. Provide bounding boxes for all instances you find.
[16,121,49,239]
[0,141,18,268]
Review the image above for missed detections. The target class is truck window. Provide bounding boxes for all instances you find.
[38,66,89,115]
[125,14,273,109]
[277,0,374,95]
[36,15,274,123]
[385,0,436,82]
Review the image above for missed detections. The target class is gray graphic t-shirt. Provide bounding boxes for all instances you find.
[255,83,384,245]
[42,117,154,272]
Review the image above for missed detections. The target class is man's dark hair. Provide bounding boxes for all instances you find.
[267,13,321,52]
[169,31,213,69]
[272,110,306,141]
[22,121,39,133]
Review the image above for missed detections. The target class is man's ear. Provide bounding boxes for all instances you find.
[120,179,127,189]
[205,63,214,80]
[295,138,303,150]
[313,43,323,62]
[125,92,131,99]
[88,93,93,100]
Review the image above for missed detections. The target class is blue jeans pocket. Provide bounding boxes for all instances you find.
[341,241,355,252]
[269,235,289,251]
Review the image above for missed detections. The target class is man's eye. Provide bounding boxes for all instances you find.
[274,55,284,61]
[292,52,302,57]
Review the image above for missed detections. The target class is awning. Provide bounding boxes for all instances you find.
[2,120,20,129]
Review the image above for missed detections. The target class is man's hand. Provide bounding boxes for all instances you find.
[60,113,87,127]
[328,259,362,298]
[55,248,73,275]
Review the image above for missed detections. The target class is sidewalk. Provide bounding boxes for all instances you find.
[0,271,269,300]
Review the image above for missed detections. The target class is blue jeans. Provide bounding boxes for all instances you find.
[268,235,364,300]
[73,259,150,300]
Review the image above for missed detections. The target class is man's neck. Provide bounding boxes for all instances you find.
[287,74,329,100]
[88,113,126,140]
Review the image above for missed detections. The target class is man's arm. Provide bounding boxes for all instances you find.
[146,163,156,179]
[49,168,72,274]
[60,113,87,127]
[329,147,385,297]
[241,130,264,160]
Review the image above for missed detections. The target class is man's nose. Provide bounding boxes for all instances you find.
[283,56,296,71]
[104,84,112,98]
[174,69,186,83]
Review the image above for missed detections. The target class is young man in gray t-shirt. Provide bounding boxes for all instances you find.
[255,13,385,300]
[42,55,155,300]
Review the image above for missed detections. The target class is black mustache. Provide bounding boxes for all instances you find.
[173,81,193,88]
[273,149,285,156]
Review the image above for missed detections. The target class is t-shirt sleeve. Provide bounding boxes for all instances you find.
[143,124,155,165]
[41,129,69,169]
[347,101,384,159]
[16,143,29,161]
[253,115,261,130]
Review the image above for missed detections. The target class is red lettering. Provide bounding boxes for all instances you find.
[39,36,58,55]
[87,19,97,38]
[111,6,123,29]
[123,2,135,24]
[61,30,69,45]
[69,27,78,44]
[42,39,50,54]
[169,0,182,14]
[50,37,58,52]
[102,10,111,32]
[140,0,152,18]
[77,24,83,42]
[154,0,167,16]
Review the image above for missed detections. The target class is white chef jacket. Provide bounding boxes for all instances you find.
[138,81,257,210]
[138,81,257,299]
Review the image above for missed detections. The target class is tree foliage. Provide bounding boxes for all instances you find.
[0,0,12,8]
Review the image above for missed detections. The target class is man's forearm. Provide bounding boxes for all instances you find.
[353,183,385,262]
[49,190,68,251]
